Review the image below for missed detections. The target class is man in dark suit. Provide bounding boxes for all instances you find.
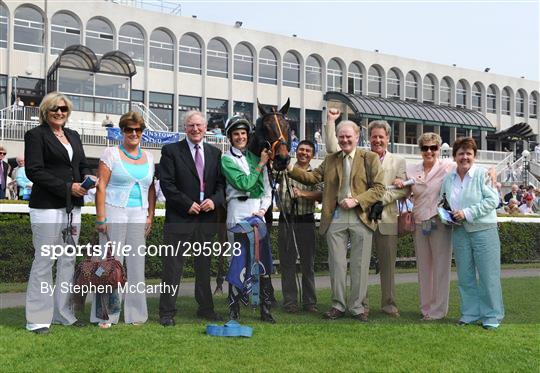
[158,111,225,325]
[0,145,10,199]
[503,184,522,204]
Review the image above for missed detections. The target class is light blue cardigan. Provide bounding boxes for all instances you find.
[440,165,499,232]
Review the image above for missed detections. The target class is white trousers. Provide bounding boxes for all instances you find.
[26,207,81,331]
[90,205,148,324]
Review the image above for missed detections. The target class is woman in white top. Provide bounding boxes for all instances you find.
[93,111,156,328]
[24,92,93,334]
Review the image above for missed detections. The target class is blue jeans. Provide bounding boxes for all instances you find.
[452,226,505,326]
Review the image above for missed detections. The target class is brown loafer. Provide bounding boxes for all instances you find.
[353,313,369,322]
[323,307,345,320]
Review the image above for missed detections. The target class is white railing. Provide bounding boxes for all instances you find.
[494,152,515,174]
[0,104,40,124]
[131,102,169,132]
[498,155,540,188]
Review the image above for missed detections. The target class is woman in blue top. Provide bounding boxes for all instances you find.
[93,111,156,328]
[15,156,32,200]
[440,137,503,329]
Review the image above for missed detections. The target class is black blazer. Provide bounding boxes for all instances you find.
[24,123,91,209]
[159,139,225,234]
[0,160,8,192]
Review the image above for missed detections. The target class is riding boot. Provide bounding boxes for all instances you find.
[260,277,276,323]
[228,284,240,321]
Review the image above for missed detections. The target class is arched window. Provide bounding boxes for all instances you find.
[456,80,467,108]
[119,24,144,66]
[487,85,497,114]
[234,43,253,81]
[440,77,451,106]
[368,66,382,97]
[423,75,435,104]
[327,59,343,92]
[51,12,81,55]
[86,18,114,56]
[207,38,228,78]
[529,92,538,119]
[259,47,277,85]
[501,87,511,115]
[305,55,321,91]
[387,69,400,98]
[283,52,300,88]
[0,3,7,48]
[14,6,44,52]
[348,62,362,95]
[472,83,482,111]
[405,72,418,101]
[179,34,202,75]
[516,90,525,117]
[150,29,174,71]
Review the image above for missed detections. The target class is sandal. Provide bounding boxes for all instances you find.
[98,322,112,329]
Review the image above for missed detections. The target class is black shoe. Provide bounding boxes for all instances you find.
[283,304,300,314]
[457,320,470,326]
[260,304,276,324]
[71,320,86,327]
[32,327,49,334]
[160,317,175,327]
[303,305,319,314]
[197,311,223,322]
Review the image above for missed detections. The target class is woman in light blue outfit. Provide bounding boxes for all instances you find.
[93,111,156,328]
[440,137,504,329]
[15,156,32,200]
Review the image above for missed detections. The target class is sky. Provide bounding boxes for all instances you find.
[174,0,540,81]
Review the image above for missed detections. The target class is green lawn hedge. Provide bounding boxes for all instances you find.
[1,214,538,282]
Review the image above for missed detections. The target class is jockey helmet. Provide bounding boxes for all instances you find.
[225,115,251,139]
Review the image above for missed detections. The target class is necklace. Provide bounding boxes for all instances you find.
[120,144,142,160]
[54,132,65,138]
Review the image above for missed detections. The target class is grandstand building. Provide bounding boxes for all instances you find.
[0,0,538,165]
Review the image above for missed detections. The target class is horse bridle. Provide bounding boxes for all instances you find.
[262,111,288,160]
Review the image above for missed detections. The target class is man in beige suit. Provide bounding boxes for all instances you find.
[288,120,385,322]
[326,110,408,317]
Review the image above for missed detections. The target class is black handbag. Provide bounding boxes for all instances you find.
[364,155,383,221]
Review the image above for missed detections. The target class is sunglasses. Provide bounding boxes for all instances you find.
[123,127,143,134]
[421,145,439,152]
[49,106,69,113]
[0,152,6,155]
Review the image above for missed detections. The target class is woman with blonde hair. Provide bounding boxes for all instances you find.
[24,92,93,334]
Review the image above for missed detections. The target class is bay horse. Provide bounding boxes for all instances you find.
[248,99,291,171]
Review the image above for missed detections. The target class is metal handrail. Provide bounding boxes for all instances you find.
[0,105,40,123]
[131,102,169,132]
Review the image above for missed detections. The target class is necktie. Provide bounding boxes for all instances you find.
[339,154,352,201]
[194,144,204,195]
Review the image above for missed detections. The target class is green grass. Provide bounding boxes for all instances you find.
[1,277,539,371]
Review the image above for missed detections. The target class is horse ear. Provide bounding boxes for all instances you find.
[279,98,290,115]
[257,99,267,116]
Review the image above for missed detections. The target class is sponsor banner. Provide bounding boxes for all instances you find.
[107,128,180,144]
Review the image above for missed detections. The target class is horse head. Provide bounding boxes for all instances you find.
[249,98,291,171]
